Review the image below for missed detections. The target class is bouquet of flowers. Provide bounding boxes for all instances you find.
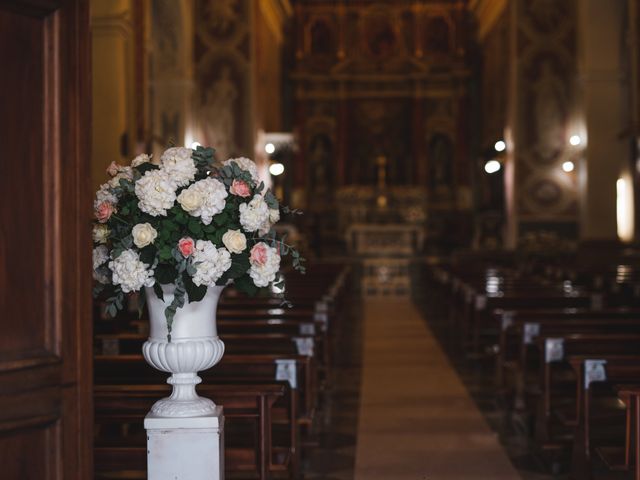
[92,146,304,336]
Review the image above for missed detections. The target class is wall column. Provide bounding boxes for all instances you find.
[504,0,580,247]
[577,0,631,241]
[91,0,135,191]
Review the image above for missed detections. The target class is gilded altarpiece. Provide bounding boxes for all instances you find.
[292,1,472,246]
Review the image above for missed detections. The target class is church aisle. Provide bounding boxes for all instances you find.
[354,299,521,480]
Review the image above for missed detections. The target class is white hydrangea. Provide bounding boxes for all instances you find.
[135,169,176,216]
[191,240,232,287]
[269,208,280,224]
[109,249,155,293]
[179,178,228,225]
[258,208,281,236]
[239,194,270,232]
[161,147,197,187]
[94,183,117,209]
[108,166,134,189]
[249,243,281,287]
[131,153,151,167]
[93,245,109,270]
[93,246,111,284]
[224,157,259,183]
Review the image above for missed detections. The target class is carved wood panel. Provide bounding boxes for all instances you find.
[0,0,92,478]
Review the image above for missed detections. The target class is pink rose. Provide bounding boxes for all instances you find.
[250,243,268,266]
[230,179,251,198]
[95,201,115,223]
[178,237,195,257]
[106,161,120,176]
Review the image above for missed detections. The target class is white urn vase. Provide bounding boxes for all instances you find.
[142,284,225,418]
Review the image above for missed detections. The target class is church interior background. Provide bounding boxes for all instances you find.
[6,0,640,478]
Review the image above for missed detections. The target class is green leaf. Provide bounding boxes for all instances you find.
[135,163,159,176]
[188,219,203,235]
[138,288,147,318]
[264,190,279,209]
[121,235,133,249]
[234,274,258,297]
[227,253,250,279]
[155,263,177,284]
[175,211,188,225]
[159,246,172,260]
[153,282,164,301]
[139,245,156,265]
[183,272,207,302]
[213,212,228,226]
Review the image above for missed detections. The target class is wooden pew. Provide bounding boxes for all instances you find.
[95,383,288,479]
[527,334,640,447]
[95,353,311,477]
[569,355,640,479]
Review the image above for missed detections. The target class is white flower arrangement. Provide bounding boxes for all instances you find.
[92,144,305,338]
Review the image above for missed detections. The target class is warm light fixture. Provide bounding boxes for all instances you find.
[562,161,574,172]
[484,159,501,174]
[269,162,285,176]
[494,140,506,152]
[569,135,581,146]
[617,176,635,242]
[190,141,201,149]
[265,143,276,154]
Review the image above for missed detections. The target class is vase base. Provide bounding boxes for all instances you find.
[150,396,217,418]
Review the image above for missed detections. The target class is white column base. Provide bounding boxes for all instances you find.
[145,406,225,480]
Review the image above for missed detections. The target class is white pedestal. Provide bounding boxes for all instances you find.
[145,406,225,480]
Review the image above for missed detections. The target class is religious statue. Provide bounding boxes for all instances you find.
[202,66,238,160]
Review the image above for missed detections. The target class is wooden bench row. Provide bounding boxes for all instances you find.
[93,263,352,479]
[424,252,640,479]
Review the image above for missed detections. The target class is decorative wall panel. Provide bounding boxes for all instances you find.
[194,0,253,159]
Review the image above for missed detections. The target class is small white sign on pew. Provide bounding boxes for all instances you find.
[584,359,607,389]
[275,359,297,389]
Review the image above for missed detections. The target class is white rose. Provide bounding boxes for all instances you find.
[177,188,204,213]
[131,153,151,167]
[222,229,247,254]
[92,224,110,244]
[132,223,158,248]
